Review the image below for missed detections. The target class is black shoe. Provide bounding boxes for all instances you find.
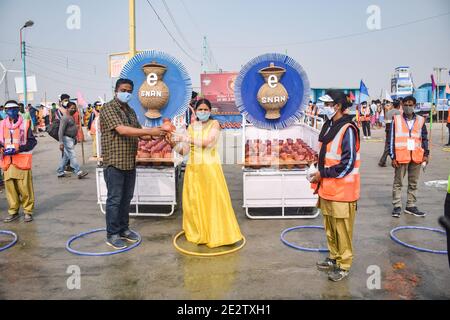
[444,144,450,147]
[106,235,128,249]
[405,207,426,217]
[438,216,450,231]
[77,171,88,179]
[378,162,387,167]
[120,229,139,243]
[392,207,402,218]
[316,257,337,271]
[4,213,20,223]
[57,173,66,178]
[328,267,350,282]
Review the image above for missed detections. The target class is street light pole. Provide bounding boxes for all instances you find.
[20,20,34,108]
[129,0,136,59]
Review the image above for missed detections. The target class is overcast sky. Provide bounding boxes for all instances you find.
[0,0,449,104]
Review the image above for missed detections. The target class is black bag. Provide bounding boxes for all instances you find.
[47,118,60,141]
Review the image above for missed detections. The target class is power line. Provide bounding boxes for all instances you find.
[26,59,110,85]
[0,40,109,56]
[211,11,450,49]
[161,0,199,55]
[28,67,108,92]
[27,53,96,75]
[25,44,108,56]
[179,0,202,35]
[144,0,200,63]
[26,45,100,69]
[26,50,100,75]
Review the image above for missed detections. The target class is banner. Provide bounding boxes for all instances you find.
[201,72,238,114]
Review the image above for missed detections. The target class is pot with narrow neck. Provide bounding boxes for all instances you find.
[138,61,170,119]
[257,62,289,120]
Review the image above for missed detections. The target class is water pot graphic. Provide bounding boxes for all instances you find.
[138,61,170,119]
[257,62,289,120]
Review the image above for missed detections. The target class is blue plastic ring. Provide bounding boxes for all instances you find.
[66,228,142,256]
[390,226,447,255]
[0,230,18,252]
[281,225,329,252]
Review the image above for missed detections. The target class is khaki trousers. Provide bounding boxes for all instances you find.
[91,133,97,157]
[4,169,35,215]
[392,162,421,208]
[320,198,357,271]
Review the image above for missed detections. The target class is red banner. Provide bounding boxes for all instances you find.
[200,72,239,114]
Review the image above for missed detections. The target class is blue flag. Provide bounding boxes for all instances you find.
[359,80,369,96]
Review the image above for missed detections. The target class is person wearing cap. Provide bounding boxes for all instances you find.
[389,95,429,218]
[310,89,360,282]
[0,100,37,223]
[360,101,372,139]
[88,101,102,158]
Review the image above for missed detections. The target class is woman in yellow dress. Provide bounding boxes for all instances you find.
[171,99,243,248]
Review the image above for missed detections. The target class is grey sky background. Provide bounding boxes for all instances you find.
[0,0,449,104]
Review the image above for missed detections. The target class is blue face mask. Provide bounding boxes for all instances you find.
[117,92,132,103]
[6,108,20,120]
[196,111,211,122]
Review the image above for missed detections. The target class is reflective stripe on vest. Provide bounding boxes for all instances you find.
[317,123,361,202]
[393,114,425,164]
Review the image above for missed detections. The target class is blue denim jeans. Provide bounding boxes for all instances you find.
[57,136,81,175]
[104,166,136,236]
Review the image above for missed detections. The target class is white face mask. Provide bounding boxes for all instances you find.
[62,101,69,107]
[323,106,337,120]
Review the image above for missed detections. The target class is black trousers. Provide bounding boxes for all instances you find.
[379,123,392,165]
[447,123,450,145]
[445,193,450,268]
[362,121,371,137]
[104,166,136,236]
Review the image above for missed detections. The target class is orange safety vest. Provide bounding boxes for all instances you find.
[0,117,32,171]
[393,114,425,164]
[447,107,450,124]
[314,123,361,202]
[361,106,371,121]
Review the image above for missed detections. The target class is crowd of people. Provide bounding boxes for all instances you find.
[0,79,448,282]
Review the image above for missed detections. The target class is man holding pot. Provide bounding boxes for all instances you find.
[100,78,168,249]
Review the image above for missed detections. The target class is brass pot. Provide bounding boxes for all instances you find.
[257,62,289,119]
[138,61,170,119]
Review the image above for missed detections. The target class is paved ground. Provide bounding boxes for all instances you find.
[0,125,449,300]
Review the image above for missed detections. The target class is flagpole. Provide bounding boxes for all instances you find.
[430,80,434,147]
